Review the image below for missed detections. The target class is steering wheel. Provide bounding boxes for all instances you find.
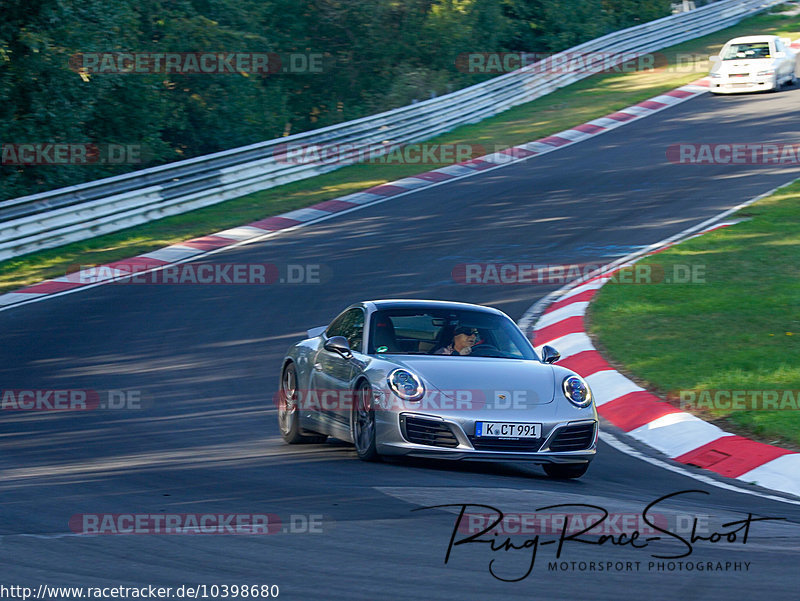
[468,343,502,357]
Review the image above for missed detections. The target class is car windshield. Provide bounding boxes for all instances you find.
[722,42,771,60]
[367,308,538,359]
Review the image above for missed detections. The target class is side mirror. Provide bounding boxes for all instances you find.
[324,336,353,360]
[541,345,561,364]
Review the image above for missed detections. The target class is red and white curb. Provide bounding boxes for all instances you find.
[0,78,711,310]
[529,222,800,499]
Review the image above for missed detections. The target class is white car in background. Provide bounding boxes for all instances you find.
[709,35,798,94]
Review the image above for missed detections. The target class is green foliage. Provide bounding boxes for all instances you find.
[0,0,671,200]
[590,183,800,446]
[3,6,798,294]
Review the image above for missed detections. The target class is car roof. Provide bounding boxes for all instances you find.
[363,299,504,315]
[725,35,778,44]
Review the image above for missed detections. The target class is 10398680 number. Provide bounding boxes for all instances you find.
[192,584,280,598]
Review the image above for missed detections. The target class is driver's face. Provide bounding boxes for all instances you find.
[454,332,477,351]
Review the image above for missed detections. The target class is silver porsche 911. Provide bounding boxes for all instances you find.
[277,299,598,478]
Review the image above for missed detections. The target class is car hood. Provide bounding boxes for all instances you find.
[715,58,776,74]
[379,355,555,406]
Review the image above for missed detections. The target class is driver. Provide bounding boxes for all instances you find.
[434,326,479,355]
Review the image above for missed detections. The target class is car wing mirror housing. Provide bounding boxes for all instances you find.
[324,336,353,360]
[541,345,561,364]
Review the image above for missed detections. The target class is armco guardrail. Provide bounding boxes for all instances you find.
[0,0,783,262]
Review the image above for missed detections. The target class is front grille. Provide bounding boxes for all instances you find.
[400,415,459,448]
[548,423,596,452]
[468,436,544,452]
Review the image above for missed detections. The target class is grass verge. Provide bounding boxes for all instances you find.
[3,7,800,293]
[588,181,800,449]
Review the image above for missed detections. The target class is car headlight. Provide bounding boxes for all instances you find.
[562,375,592,408]
[387,369,425,402]
[709,72,722,78]
[757,69,775,76]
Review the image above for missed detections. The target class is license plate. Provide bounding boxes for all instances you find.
[475,422,541,438]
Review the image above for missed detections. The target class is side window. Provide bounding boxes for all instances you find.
[326,308,365,351]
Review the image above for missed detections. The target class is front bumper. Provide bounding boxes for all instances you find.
[377,412,597,464]
[709,76,775,93]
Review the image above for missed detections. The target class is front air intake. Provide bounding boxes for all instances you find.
[400,415,459,448]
